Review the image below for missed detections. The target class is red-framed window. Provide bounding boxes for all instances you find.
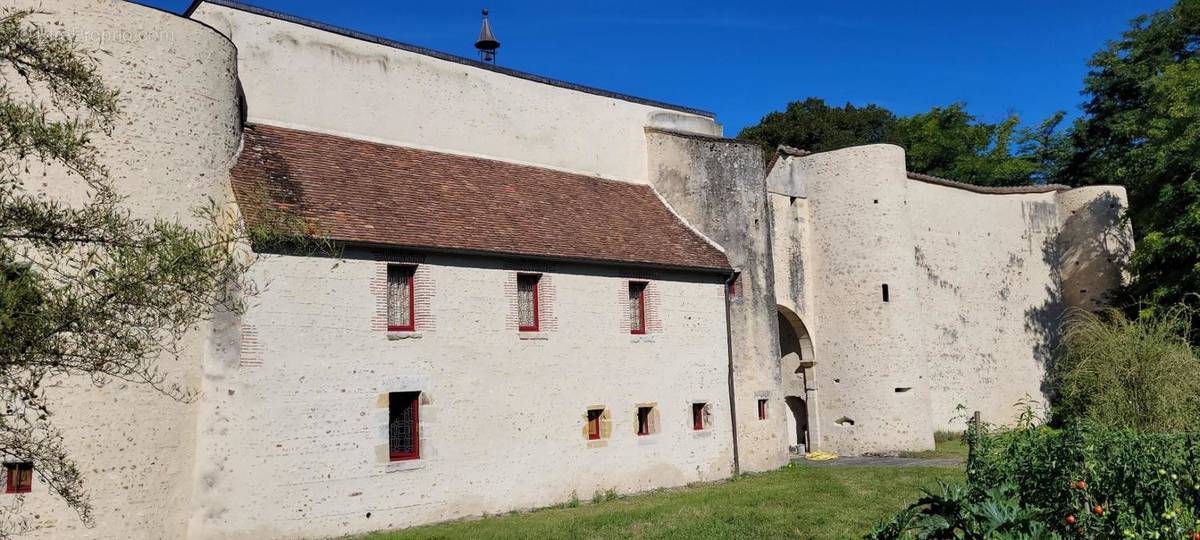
[629,281,647,334]
[757,399,768,420]
[5,463,31,494]
[586,409,603,440]
[517,274,540,332]
[636,406,653,436]
[692,403,706,431]
[388,391,420,461]
[387,265,416,331]
[726,276,738,298]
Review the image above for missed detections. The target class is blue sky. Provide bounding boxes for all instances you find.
[137,0,1173,135]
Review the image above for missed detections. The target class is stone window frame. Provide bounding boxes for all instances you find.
[635,403,660,436]
[388,391,421,462]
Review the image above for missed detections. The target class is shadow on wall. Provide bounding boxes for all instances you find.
[1026,191,1131,401]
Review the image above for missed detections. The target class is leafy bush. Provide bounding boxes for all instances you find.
[968,421,1200,539]
[1052,306,1200,431]
[866,482,1060,539]
[869,417,1200,539]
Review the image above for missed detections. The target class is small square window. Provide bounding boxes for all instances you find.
[757,399,768,420]
[387,265,416,331]
[629,281,647,334]
[692,403,707,431]
[726,277,738,298]
[518,274,541,332]
[5,463,31,494]
[586,408,604,440]
[389,392,420,461]
[636,406,655,436]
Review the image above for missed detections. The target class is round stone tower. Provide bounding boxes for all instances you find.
[6,1,242,538]
[797,144,935,454]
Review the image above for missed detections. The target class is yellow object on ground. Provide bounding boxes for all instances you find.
[804,451,838,461]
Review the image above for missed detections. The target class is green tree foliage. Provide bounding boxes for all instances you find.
[1060,0,1200,316]
[737,99,1066,187]
[1051,307,1200,432]
[735,97,896,153]
[0,8,269,533]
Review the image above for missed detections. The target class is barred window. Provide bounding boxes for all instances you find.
[517,274,540,331]
[5,463,31,494]
[387,266,415,331]
[629,281,647,334]
[388,392,420,461]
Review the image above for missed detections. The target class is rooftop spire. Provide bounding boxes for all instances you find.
[475,9,500,64]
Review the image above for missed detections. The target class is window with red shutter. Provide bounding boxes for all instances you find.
[5,463,31,494]
[586,409,603,440]
[387,266,416,331]
[517,274,540,332]
[692,403,706,431]
[388,392,420,461]
[629,281,647,334]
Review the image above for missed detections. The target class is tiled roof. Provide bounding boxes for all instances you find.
[231,124,731,272]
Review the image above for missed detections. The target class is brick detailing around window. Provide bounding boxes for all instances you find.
[616,278,662,334]
[239,324,262,368]
[370,253,435,333]
[504,266,557,333]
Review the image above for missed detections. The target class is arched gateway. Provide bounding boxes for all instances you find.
[777,306,818,454]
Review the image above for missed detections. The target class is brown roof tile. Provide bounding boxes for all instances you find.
[231,124,731,272]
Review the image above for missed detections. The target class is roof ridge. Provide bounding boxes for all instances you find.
[186,0,715,119]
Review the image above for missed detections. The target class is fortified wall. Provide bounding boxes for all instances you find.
[6,0,1133,538]
[766,146,1130,454]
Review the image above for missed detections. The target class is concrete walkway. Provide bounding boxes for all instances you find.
[793,455,963,468]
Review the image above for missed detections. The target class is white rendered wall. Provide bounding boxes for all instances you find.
[3,1,242,538]
[188,2,720,183]
[191,251,734,539]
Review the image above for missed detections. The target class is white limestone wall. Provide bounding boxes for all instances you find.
[770,146,1132,441]
[644,130,789,473]
[905,183,1063,429]
[3,1,242,538]
[191,251,734,539]
[794,145,934,454]
[188,2,720,183]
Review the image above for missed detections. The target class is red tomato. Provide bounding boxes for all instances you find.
[1092,505,1104,515]
[1065,515,1077,525]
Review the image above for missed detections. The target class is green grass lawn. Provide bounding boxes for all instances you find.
[899,432,968,460]
[355,464,963,540]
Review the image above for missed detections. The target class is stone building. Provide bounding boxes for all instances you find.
[5,1,1131,538]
